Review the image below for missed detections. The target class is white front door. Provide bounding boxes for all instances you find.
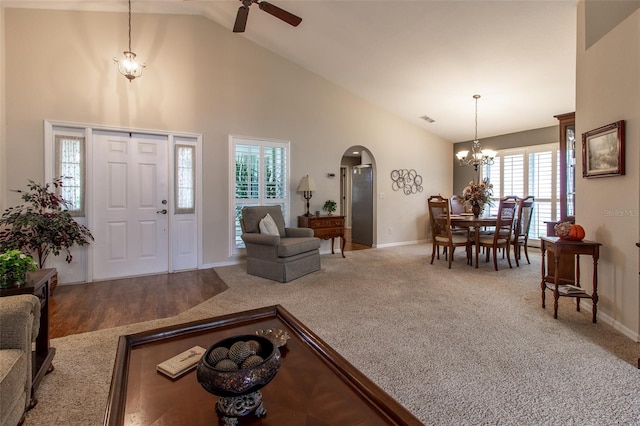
[92,131,169,280]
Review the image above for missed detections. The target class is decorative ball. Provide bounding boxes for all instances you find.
[215,359,239,371]
[228,341,252,364]
[241,355,264,369]
[246,340,261,355]
[206,346,230,365]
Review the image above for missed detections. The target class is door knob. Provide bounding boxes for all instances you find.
[157,209,168,215]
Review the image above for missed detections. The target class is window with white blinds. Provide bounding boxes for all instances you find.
[232,138,289,252]
[481,143,559,241]
[55,135,85,216]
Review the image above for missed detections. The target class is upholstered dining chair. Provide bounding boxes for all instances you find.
[428,195,472,269]
[478,197,517,271]
[511,196,535,266]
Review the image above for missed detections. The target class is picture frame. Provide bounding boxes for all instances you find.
[582,120,625,178]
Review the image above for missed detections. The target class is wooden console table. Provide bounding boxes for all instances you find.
[540,237,601,323]
[0,268,57,396]
[298,215,346,257]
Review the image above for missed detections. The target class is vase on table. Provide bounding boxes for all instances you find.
[472,204,482,218]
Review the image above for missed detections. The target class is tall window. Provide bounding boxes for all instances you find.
[175,144,195,214]
[482,143,559,241]
[232,137,289,252]
[55,135,85,216]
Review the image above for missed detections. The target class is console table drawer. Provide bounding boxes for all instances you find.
[315,227,344,239]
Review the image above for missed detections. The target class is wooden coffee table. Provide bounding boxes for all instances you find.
[105,305,422,425]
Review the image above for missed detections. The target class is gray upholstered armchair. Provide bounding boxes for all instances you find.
[0,294,40,426]
[240,206,321,282]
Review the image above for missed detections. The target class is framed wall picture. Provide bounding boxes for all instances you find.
[582,120,625,178]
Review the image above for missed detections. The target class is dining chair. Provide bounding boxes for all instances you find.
[450,195,466,214]
[511,196,535,266]
[428,195,472,269]
[478,197,517,271]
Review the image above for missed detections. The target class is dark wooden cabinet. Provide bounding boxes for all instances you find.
[298,215,345,257]
[556,112,576,223]
[547,112,576,283]
[0,268,57,396]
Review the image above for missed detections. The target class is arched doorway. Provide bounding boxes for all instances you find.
[341,146,376,247]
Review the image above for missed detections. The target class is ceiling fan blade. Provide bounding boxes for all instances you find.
[258,1,302,27]
[233,5,250,32]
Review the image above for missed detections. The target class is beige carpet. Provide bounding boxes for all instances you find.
[26,244,640,425]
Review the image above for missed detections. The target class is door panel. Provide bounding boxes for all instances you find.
[93,132,169,280]
[351,166,373,246]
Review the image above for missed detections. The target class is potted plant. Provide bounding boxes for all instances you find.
[323,200,337,215]
[0,249,38,289]
[0,178,94,269]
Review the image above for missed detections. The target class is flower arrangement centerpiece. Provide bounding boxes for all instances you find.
[462,179,494,217]
[0,249,37,289]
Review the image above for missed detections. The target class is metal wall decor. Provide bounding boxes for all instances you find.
[391,169,423,195]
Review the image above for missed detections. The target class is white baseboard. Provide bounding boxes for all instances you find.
[376,239,428,249]
[570,300,640,342]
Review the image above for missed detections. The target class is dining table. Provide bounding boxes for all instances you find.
[449,214,498,268]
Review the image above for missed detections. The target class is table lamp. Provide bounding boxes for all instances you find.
[297,175,317,217]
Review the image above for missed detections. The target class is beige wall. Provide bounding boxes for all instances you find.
[1,8,451,270]
[0,7,5,211]
[576,1,640,339]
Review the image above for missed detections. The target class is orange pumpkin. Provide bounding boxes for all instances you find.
[567,224,585,241]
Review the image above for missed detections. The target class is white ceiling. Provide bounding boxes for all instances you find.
[3,0,578,142]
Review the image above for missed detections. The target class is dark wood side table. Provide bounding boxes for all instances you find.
[540,237,601,323]
[0,268,57,396]
[298,215,346,257]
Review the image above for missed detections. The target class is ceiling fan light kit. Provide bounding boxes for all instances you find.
[233,0,302,33]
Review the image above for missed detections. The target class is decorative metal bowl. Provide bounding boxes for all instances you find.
[197,334,281,398]
[255,328,290,348]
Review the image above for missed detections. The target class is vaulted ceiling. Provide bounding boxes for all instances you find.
[3,0,578,142]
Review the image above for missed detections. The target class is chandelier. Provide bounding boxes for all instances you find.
[455,95,496,171]
[113,0,145,81]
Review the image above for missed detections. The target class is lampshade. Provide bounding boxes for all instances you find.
[297,175,317,192]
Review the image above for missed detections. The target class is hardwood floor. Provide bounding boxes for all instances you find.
[50,230,369,339]
[50,269,227,339]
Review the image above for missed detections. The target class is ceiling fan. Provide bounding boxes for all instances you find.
[233,0,302,33]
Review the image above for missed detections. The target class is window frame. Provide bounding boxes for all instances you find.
[481,143,559,243]
[229,136,290,257]
[54,133,86,217]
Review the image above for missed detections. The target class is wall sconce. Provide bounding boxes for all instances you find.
[297,175,317,217]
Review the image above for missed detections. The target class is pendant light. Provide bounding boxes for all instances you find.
[113,0,145,82]
[455,95,496,171]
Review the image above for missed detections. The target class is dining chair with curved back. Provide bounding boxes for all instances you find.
[428,195,471,269]
[478,197,517,271]
[511,196,535,266]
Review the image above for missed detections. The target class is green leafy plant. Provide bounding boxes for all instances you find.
[323,200,337,215]
[0,249,37,289]
[0,177,94,269]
